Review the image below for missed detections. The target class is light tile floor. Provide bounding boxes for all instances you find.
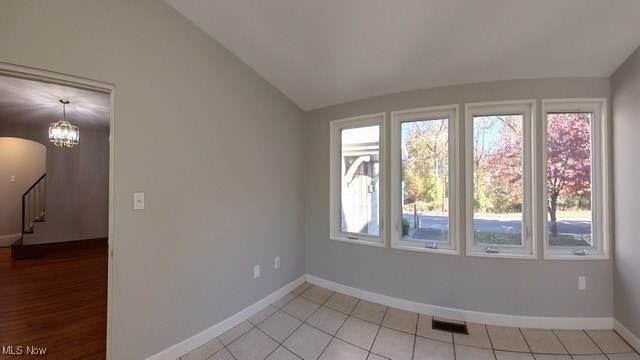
[179,283,640,360]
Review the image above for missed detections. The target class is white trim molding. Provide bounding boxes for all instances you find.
[0,61,117,360]
[0,233,21,247]
[307,275,613,330]
[464,100,537,259]
[329,113,386,247]
[145,275,307,360]
[614,319,640,353]
[152,273,621,359]
[541,98,610,260]
[390,105,460,255]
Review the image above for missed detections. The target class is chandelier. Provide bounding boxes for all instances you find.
[49,99,79,148]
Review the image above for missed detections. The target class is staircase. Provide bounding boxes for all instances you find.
[12,174,46,259]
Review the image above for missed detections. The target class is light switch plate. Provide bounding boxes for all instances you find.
[133,192,145,210]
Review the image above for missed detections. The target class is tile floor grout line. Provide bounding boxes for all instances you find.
[584,329,607,357]
[184,284,640,360]
[585,329,640,356]
[518,326,534,354]
[277,291,338,358]
[326,297,384,354]
[259,313,305,351]
[582,328,607,356]
[552,328,572,357]
[213,335,239,360]
[276,293,297,309]
[411,312,419,360]
[368,303,390,358]
[313,331,336,360]
[483,323,498,360]
[452,336,457,360]
[305,307,349,338]
[451,317,459,360]
[611,329,640,355]
[221,344,238,360]
[331,298,356,338]
[221,322,253,353]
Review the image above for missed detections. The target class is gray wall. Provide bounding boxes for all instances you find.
[611,46,640,340]
[305,78,613,318]
[0,137,46,241]
[0,1,305,359]
[0,124,110,244]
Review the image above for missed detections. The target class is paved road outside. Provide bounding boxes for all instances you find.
[403,213,591,235]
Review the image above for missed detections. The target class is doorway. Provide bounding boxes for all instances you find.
[0,62,113,360]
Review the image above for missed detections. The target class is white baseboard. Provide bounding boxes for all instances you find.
[145,274,306,360]
[0,233,21,247]
[614,319,640,353]
[306,275,613,330]
[148,273,620,360]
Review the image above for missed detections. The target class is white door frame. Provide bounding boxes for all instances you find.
[0,61,115,360]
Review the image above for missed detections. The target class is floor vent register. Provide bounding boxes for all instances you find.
[431,318,468,335]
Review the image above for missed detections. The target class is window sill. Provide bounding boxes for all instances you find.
[391,242,459,255]
[466,250,537,260]
[330,236,386,248]
[543,252,609,260]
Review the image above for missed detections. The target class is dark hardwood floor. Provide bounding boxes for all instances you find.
[0,239,107,359]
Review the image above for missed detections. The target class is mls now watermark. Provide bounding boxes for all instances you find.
[2,345,48,356]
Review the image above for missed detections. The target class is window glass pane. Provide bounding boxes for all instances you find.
[341,126,380,236]
[546,113,592,247]
[401,119,449,242]
[472,115,524,247]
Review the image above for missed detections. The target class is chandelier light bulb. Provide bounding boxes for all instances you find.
[49,99,79,148]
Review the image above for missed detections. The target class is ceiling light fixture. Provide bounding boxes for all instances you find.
[49,99,79,148]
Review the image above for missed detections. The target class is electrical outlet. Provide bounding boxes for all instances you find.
[133,192,145,210]
[275,257,280,269]
[578,276,586,290]
[254,265,260,279]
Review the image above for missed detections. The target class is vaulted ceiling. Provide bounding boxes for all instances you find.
[2,1,639,125]
[165,0,640,111]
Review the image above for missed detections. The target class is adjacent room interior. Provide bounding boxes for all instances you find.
[0,75,110,357]
[1,1,639,359]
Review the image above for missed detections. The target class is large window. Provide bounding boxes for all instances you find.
[328,99,609,261]
[465,101,534,258]
[543,99,608,259]
[330,113,385,246]
[390,105,459,254]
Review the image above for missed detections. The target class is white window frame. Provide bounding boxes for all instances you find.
[330,113,386,247]
[390,105,460,255]
[465,100,536,258]
[542,99,609,260]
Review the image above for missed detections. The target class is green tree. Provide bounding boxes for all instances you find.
[402,119,449,214]
[473,115,523,214]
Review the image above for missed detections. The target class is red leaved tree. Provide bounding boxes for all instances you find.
[490,113,591,237]
[546,113,591,237]
[489,116,523,211]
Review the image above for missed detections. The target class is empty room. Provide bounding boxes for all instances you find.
[1,1,639,359]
